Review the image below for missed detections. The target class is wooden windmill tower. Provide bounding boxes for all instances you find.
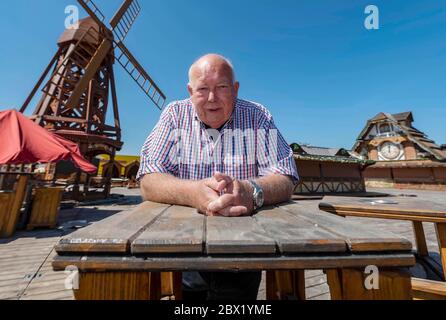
[20,0,166,199]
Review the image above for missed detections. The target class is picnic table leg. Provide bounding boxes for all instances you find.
[412,221,429,257]
[160,272,183,300]
[325,269,343,300]
[435,223,446,279]
[74,271,162,300]
[266,270,305,300]
[325,268,412,300]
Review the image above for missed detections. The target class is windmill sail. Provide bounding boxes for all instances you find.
[110,0,141,43]
[114,42,166,110]
[77,0,107,29]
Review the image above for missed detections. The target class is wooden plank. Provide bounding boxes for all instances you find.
[205,216,276,254]
[280,202,412,252]
[73,272,160,300]
[255,207,346,253]
[412,278,446,300]
[20,290,73,300]
[3,176,29,237]
[0,192,15,238]
[131,206,204,254]
[52,253,415,272]
[319,196,446,223]
[55,201,170,254]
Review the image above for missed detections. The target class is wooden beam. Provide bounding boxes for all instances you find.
[64,39,113,112]
[412,221,429,257]
[109,59,121,140]
[20,48,62,113]
[435,223,446,279]
[110,0,133,29]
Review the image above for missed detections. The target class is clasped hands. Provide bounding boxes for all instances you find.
[193,172,254,217]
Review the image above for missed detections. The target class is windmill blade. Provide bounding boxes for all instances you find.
[77,0,109,31]
[110,0,141,43]
[114,42,166,110]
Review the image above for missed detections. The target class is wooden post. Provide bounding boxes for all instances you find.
[160,272,183,300]
[72,170,82,201]
[412,221,429,257]
[325,269,343,300]
[104,153,115,198]
[435,223,446,279]
[265,271,306,300]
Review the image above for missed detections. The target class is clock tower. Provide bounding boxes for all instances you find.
[353,112,445,162]
[353,112,446,191]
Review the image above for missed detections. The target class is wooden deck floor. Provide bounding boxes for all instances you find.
[0,187,443,300]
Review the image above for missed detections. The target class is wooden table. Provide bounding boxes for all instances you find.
[319,195,446,299]
[52,201,416,300]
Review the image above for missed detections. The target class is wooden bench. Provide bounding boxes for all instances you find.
[412,278,446,300]
[52,201,415,300]
[319,195,446,300]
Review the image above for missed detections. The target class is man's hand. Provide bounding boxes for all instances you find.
[192,172,234,214]
[206,177,254,217]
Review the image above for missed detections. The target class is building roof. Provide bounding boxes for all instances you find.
[298,145,347,157]
[291,143,372,165]
[371,111,413,123]
[353,112,446,161]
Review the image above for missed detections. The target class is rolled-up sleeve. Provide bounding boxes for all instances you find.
[257,114,299,185]
[137,106,178,181]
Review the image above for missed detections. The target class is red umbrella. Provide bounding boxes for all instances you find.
[0,109,97,174]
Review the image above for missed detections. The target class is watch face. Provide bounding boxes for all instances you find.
[379,141,401,160]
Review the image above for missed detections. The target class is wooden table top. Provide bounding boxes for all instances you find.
[319,196,446,223]
[53,201,415,272]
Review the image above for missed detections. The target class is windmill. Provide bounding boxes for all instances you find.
[20,0,166,199]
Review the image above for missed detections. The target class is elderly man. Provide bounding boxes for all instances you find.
[137,54,299,300]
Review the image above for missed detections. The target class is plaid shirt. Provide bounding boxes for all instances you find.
[137,98,299,183]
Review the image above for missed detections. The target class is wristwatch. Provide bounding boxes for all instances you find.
[248,180,264,211]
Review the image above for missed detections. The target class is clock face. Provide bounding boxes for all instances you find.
[379,141,402,160]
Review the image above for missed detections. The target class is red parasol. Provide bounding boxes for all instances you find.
[0,109,97,174]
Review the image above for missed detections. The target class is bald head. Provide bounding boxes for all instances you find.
[188,54,236,86]
[187,54,240,129]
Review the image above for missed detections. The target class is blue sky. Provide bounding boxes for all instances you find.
[1,0,445,155]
